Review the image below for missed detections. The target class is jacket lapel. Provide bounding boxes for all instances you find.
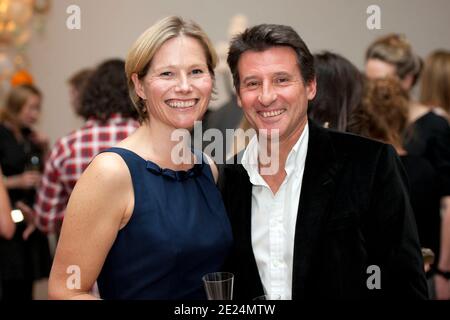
[291,121,343,299]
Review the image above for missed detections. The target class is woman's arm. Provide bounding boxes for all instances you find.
[0,169,15,239]
[48,152,134,299]
[3,171,41,190]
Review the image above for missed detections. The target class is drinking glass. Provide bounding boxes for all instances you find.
[202,272,234,300]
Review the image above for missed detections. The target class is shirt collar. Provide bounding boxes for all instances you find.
[242,122,309,185]
[241,134,263,186]
[285,122,309,178]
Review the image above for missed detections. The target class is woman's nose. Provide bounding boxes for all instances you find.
[175,74,192,93]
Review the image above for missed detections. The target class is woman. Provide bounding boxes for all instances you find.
[48,16,232,300]
[0,84,52,300]
[420,50,450,121]
[348,77,443,298]
[308,51,364,131]
[420,49,450,299]
[365,35,450,173]
[366,37,450,299]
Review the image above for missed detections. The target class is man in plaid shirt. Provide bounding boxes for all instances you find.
[33,60,139,233]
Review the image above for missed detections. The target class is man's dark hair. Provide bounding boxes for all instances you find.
[227,24,315,91]
[79,59,139,122]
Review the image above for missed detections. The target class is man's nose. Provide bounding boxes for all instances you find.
[258,82,277,106]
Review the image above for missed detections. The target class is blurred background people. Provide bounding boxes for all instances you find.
[0,166,15,300]
[0,84,51,300]
[0,167,14,240]
[200,15,248,164]
[348,78,442,297]
[365,34,450,190]
[30,60,139,234]
[365,36,450,299]
[67,68,93,117]
[308,51,364,131]
[420,50,450,121]
[419,49,450,299]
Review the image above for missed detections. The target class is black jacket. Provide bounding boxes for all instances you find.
[219,120,428,300]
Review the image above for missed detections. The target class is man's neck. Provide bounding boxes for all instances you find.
[258,120,307,194]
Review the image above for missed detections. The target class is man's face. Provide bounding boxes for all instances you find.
[236,46,316,143]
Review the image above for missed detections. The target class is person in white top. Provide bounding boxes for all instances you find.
[219,23,428,300]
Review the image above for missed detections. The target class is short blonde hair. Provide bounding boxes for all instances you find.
[420,50,450,114]
[125,16,218,122]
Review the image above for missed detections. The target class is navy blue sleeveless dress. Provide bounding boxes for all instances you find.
[96,147,233,300]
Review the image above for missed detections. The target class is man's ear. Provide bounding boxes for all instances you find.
[131,73,147,100]
[306,77,317,100]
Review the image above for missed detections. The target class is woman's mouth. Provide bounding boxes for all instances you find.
[165,99,199,109]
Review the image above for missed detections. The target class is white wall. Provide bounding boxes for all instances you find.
[27,0,450,144]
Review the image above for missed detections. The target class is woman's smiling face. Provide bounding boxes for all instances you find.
[134,36,213,130]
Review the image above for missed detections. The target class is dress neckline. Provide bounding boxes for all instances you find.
[109,147,204,181]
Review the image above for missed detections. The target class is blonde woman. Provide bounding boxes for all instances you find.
[420,50,450,121]
[0,84,51,300]
[48,16,232,300]
[420,50,450,299]
[365,35,450,224]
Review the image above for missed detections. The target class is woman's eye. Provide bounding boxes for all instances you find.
[160,71,173,77]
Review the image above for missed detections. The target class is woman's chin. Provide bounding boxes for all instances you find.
[171,119,197,131]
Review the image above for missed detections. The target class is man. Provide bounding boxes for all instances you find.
[219,24,428,299]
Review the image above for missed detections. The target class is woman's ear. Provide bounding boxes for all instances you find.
[131,73,147,100]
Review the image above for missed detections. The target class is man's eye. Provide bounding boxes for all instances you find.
[191,69,204,75]
[246,81,259,88]
[275,77,289,84]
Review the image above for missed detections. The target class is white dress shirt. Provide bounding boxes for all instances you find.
[241,123,309,300]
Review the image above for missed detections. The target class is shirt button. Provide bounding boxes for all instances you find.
[273,260,282,268]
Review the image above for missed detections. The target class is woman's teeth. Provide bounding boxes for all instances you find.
[167,100,197,108]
